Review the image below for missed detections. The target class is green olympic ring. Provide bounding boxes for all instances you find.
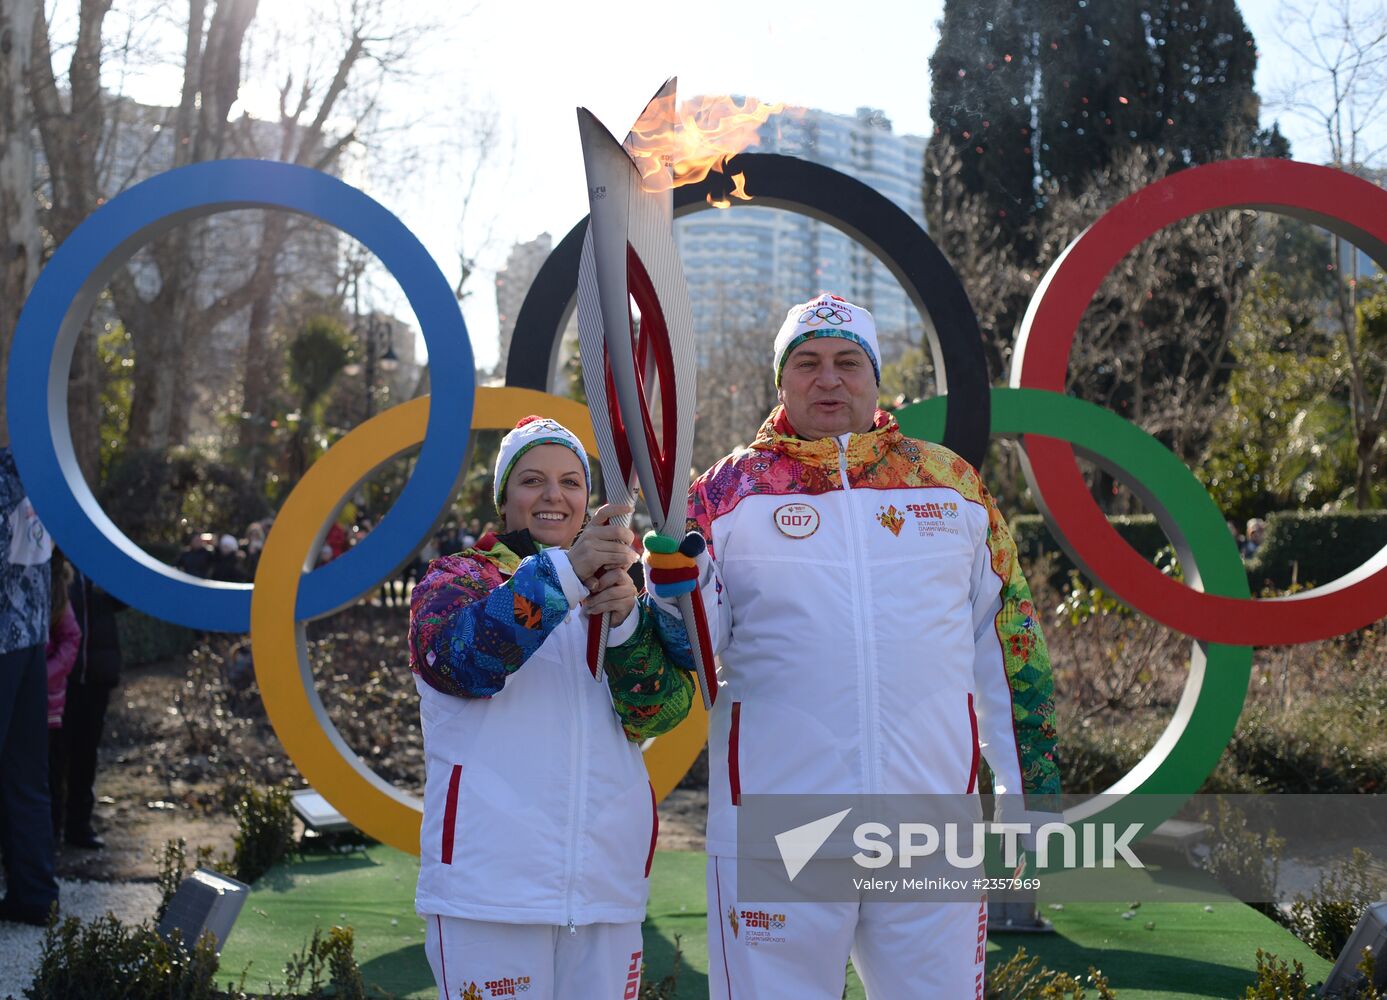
[897,387,1252,865]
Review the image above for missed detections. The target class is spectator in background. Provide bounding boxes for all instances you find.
[174,532,215,578]
[325,521,349,561]
[45,551,80,837]
[1242,518,1266,559]
[437,521,461,557]
[62,568,126,850]
[0,446,59,925]
[210,534,247,583]
[244,521,266,576]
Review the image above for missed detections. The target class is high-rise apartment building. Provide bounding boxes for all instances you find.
[494,231,554,375]
[674,105,928,367]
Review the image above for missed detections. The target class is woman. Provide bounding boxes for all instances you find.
[408,415,697,1000]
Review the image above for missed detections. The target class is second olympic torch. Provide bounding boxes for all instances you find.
[574,80,719,709]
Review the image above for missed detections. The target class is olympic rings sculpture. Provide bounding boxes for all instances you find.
[6,155,1387,857]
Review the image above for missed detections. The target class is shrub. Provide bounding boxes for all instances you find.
[1284,848,1387,962]
[1247,510,1387,590]
[1198,798,1284,919]
[1011,514,1171,590]
[281,926,366,1000]
[986,947,1116,999]
[1242,949,1314,999]
[25,913,219,1000]
[100,447,270,554]
[229,784,297,885]
[1014,508,1387,595]
[155,838,232,923]
[1225,668,1387,794]
[118,610,197,667]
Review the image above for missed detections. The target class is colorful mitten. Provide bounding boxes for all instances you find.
[643,530,706,600]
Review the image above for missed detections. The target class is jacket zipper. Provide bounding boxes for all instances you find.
[564,614,588,934]
[837,438,878,796]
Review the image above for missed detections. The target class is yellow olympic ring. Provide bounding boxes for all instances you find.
[251,386,708,854]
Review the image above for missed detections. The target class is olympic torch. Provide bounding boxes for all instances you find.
[574,79,719,709]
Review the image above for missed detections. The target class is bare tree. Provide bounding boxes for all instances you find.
[0,0,40,448]
[1273,0,1387,506]
[691,284,781,471]
[228,0,430,478]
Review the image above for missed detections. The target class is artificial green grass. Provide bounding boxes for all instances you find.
[217,847,1334,999]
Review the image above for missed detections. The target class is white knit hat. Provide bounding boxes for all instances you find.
[772,293,880,386]
[493,415,591,512]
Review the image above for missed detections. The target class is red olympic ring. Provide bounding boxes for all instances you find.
[1012,158,1387,646]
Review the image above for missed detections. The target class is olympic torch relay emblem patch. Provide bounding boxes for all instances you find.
[876,504,905,536]
[728,905,740,938]
[773,502,820,538]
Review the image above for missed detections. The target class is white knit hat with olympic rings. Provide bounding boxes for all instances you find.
[773,293,881,387]
[493,415,591,512]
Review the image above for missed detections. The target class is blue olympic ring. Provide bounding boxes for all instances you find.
[5,160,475,632]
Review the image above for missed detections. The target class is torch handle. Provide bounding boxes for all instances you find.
[587,612,610,681]
[677,588,718,710]
[584,508,635,682]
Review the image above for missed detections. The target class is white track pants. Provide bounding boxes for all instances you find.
[707,856,988,1000]
[423,914,644,1000]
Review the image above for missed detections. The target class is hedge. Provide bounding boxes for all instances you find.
[1246,510,1387,590]
[1010,509,1387,595]
[116,609,198,667]
[1010,513,1172,589]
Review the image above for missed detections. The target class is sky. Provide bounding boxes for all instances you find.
[101,0,1330,371]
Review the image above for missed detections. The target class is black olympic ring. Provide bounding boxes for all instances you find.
[504,152,991,469]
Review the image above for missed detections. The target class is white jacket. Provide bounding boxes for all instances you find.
[409,536,694,924]
[676,408,1060,858]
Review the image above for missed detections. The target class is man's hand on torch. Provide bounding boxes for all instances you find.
[643,530,709,604]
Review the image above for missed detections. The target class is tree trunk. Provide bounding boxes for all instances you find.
[0,0,39,449]
[236,210,288,476]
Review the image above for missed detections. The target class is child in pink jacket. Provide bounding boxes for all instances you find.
[46,553,80,836]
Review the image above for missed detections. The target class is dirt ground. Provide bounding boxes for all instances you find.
[55,656,241,882]
[56,616,709,883]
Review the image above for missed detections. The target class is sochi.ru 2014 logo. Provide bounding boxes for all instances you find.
[736,907,789,945]
[481,976,531,997]
[876,504,905,536]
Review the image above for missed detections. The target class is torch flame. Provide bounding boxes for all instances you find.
[624,94,786,198]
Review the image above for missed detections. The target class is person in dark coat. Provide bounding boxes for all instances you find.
[61,569,125,849]
[0,446,60,925]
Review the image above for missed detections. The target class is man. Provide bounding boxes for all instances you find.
[645,294,1059,998]
[0,446,60,925]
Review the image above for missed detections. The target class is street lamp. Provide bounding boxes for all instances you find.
[361,315,398,422]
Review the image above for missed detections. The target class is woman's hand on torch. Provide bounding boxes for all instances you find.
[568,503,636,582]
[582,566,637,626]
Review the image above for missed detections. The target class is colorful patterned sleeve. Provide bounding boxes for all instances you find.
[603,598,697,741]
[969,479,1061,802]
[408,552,573,698]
